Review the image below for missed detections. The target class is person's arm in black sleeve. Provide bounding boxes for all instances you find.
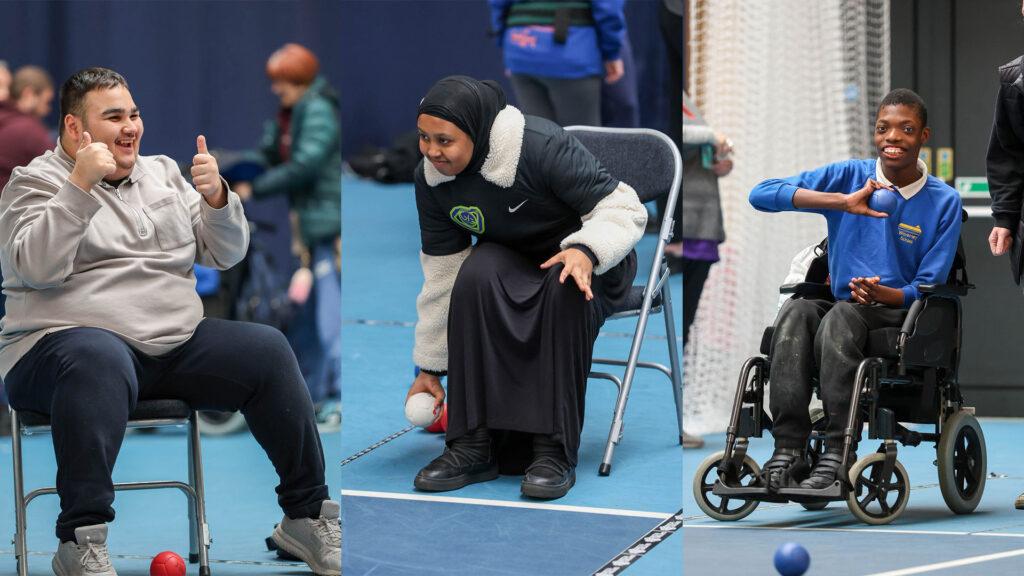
[988,82,1024,230]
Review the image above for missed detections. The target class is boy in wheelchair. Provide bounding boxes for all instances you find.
[747,89,962,493]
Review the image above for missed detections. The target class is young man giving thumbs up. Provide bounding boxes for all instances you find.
[0,68,339,576]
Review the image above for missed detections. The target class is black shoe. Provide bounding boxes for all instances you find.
[521,434,576,500]
[414,427,498,492]
[799,449,853,490]
[760,448,810,491]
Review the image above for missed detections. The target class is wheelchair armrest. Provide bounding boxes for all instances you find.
[780,282,833,299]
[918,283,970,297]
[900,299,925,337]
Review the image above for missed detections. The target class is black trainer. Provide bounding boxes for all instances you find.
[414,427,498,492]
[760,448,810,491]
[800,449,854,490]
[521,434,576,500]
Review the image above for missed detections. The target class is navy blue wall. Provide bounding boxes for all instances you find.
[338,0,671,157]
[0,0,343,163]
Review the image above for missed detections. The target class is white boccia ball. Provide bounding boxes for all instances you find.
[405,392,440,427]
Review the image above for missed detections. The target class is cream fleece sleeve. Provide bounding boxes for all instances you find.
[559,181,647,275]
[413,246,472,372]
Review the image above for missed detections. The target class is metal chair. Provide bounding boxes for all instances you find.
[565,126,684,475]
[10,399,212,576]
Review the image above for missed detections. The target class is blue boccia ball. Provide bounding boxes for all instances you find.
[774,542,810,576]
[868,188,898,215]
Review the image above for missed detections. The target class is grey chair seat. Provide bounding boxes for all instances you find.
[18,399,192,427]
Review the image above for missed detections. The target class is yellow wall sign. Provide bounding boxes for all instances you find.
[936,147,954,182]
[919,147,932,175]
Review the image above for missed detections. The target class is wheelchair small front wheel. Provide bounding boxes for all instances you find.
[937,410,987,514]
[847,452,910,525]
[692,450,761,521]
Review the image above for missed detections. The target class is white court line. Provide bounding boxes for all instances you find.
[683,524,1024,539]
[342,489,673,519]
[864,548,1024,576]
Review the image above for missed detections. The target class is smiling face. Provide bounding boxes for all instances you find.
[64,86,143,181]
[417,114,473,177]
[874,103,929,184]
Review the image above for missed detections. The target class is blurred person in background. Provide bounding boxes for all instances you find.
[984,0,1024,511]
[1,65,55,189]
[490,0,626,127]
[0,60,11,102]
[0,64,55,436]
[234,43,342,430]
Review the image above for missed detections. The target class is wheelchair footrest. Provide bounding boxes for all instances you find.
[776,481,847,502]
[712,482,789,503]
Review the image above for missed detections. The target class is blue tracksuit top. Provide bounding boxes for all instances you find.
[489,0,625,79]
[749,159,962,307]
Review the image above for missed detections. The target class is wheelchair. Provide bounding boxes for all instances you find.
[693,223,986,525]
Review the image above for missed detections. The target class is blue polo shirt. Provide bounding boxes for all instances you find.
[749,158,962,307]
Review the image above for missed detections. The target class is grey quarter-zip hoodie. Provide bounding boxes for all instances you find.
[0,141,249,377]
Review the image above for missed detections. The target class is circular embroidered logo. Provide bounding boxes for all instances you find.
[449,205,485,234]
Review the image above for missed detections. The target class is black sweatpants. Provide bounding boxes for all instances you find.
[4,318,328,542]
[768,299,906,450]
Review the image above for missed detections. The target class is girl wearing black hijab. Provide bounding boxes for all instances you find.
[407,76,646,499]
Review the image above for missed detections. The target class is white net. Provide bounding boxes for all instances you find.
[684,0,890,434]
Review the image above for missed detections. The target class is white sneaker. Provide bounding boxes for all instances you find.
[52,524,117,576]
[272,500,341,576]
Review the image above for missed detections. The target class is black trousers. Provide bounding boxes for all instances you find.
[446,242,634,471]
[768,299,906,450]
[682,258,714,346]
[4,318,328,542]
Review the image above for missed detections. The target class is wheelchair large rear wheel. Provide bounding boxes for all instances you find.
[693,450,761,521]
[937,410,986,514]
[847,452,910,525]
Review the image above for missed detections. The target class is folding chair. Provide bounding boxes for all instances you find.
[565,126,683,475]
[10,399,212,576]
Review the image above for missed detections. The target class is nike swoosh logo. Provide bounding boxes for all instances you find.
[508,199,528,213]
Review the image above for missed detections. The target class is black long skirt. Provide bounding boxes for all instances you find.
[445,241,637,471]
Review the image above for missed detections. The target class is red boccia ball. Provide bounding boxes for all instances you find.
[425,402,448,433]
[150,551,186,576]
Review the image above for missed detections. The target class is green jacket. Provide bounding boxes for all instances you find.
[253,76,341,246]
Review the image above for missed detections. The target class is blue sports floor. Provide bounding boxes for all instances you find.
[683,420,1024,575]
[0,426,342,575]
[340,176,684,575]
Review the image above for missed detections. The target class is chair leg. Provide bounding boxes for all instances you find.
[187,415,199,565]
[12,410,29,576]
[661,276,685,444]
[189,412,212,576]
[600,291,656,476]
